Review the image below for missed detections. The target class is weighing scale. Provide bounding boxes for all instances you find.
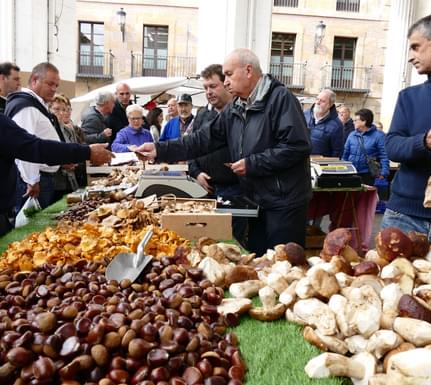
[135,171,208,198]
[216,196,259,217]
[311,160,362,188]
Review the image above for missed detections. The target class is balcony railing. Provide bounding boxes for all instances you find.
[336,0,360,12]
[273,0,299,7]
[270,62,306,89]
[321,64,372,92]
[131,52,197,78]
[77,50,114,79]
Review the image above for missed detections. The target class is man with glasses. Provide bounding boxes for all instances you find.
[106,82,133,143]
[0,62,21,113]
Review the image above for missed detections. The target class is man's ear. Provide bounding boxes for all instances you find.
[245,64,253,77]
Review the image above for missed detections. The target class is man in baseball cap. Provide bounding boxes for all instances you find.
[160,93,194,141]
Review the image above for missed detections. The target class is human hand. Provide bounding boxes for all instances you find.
[134,143,157,161]
[89,143,114,165]
[128,145,138,152]
[103,128,112,137]
[196,172,214,193]
[62,163,77,171]
[230,158,246,176]
[25,183,40,198]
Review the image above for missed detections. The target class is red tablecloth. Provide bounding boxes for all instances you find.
[308,186,378,252]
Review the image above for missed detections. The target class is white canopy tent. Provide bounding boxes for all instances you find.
[70,76,206,123]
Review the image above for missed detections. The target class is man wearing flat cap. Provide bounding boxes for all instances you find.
[160,93,194,141]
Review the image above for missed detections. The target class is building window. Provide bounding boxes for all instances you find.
[273,0,299,7]
[331,37,357,89]
[143,25,168,76]
[78,22,105,75]
[336,0,360,12]
[270,33,296,85]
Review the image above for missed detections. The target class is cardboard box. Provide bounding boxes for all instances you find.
[160,197,232,241]
[161,212,232,241]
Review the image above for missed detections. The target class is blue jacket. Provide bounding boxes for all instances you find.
[304,104,344,157]
[160,115,194,141]
[111,125,153,153]
[342,126,389,177]
[385,76,431,219]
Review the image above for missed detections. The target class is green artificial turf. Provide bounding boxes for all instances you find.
[0,199,352,385]
[0,198,67,254]
[227,297,352,385]
[231,315,352,385]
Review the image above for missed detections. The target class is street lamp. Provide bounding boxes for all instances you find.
[117,7,126,42]
[314,21,326,54]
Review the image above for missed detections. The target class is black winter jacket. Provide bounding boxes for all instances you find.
[188,106,239,186]
[157,76,312,209]
[106,100,131,143]
[0,115,89,212]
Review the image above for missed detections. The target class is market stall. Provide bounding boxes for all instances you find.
[1,164,430,385]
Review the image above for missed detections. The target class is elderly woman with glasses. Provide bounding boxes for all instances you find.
[111,104,153,153]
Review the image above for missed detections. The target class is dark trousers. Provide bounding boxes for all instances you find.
[247,203,308,257]
[214,184,248,247]
[0,212,13,237]
[16,172,55,212]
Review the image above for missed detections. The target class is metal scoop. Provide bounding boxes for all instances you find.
[105,228,154,282]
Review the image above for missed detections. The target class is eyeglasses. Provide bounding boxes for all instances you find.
[51,107,67,113]
[129,117,143,121]
[119,92,130,96]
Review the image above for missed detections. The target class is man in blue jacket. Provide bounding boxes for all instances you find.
[304,88,344,158]
[381,15,431,239]
[159,94,194,141]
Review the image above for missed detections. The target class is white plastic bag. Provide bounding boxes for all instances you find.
[15,197,42,228]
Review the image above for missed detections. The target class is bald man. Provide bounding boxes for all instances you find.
[106,82,133,143]
[136,48,311,256]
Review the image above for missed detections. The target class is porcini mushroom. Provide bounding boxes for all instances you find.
[375,227,413,262]
[293,298,337,335]
[217,298,252,316]
[386,348,431,384]
[249,303,286,321]
[393,317,431,346]
[229,280,265,298]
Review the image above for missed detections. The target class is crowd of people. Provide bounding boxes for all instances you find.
[1,14,431,252]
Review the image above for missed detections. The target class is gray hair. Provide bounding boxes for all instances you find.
[321,88,336,105]
[408,15,431,39]
[29,62,58,84]
[126,104,143,116]
[230,48,262,75]
[95,90,115,106]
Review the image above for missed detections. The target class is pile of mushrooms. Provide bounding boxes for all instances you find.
[188,228,431,384]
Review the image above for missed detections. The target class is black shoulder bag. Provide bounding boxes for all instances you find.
[357,135,380,177]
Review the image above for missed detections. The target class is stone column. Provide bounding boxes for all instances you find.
[0,0,15,61]
[197,0,272,73]
[380,0,415,130]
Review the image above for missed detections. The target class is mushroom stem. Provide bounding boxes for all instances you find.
[305,352,365,379]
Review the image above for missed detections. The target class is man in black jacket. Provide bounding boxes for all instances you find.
[106,82,133,143]
[136,48,311,256]
[0,114,113,236]
[188,64,246,244]
[0,62,21,114]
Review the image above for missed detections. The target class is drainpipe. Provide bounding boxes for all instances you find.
[47,0,50,61]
